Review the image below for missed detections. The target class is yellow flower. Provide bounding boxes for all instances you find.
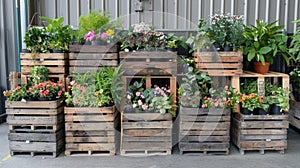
[98,101,102,107]
[99,89,104,94]
[106,29,114,37]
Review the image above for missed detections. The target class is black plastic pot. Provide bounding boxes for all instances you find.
[241,107,252,115]
[254,108,268,115]
[270,104,282,115]
[223,44,233,51]
[213,44,223,51]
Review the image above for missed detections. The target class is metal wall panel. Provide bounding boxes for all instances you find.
[32,0,300,33]
[0,0,18,123]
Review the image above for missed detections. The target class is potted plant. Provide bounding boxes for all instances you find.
[240,93,269,115]
[243,20,291,74]
[41,16,74,52]
[266,84,289,115]
[29,65,49,85]
[165,33,188,52]
[24,27,52,53]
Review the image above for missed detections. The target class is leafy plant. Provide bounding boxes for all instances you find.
[29,66,49,85]
[24,27,52,53]
[266,84,289,112]
[240,93,269,112]
[289,67,300,93]
[77,10,110,42]
[289,19,300,62]
[240,78,258,94]
[41,16,74,51]
[243,20,291,65]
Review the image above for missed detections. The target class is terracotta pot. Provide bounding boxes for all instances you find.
[254,62,270,74]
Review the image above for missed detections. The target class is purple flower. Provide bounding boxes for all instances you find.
[84,30,95,42]
[101,32,107,39]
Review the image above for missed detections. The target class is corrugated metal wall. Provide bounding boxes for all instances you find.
[0,0,18,123]
[30,0,300,33]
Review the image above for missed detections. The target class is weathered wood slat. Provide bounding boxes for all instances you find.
[8,129,64,142]
[65,115,114,122]
[123,129,171,137]
[123,113,172,121]
[20,53,68,59]
[122,136,171,142]
[65,123,115,131]
[120,51,177,59]
[179,108,231,116]
[9,138,64,152]
[6,106,63,115]
[69,60,118,66]
[180,116,230,122]
[240,121,289,129]
[64,106,115,114]
[180,130,229,136]
[196,63,243,68]
[21,60,66,66]
[122,121,172,129]
[21,66,66,74]
[66,143,115,151]
[179,142,230,150]
[180,136,230,142]
[65,130,115,137]
[5,98,64,109]
[69,44,119,53]
[66,136,115,143]
[121,142,171,150]
[7,112,64,125]
[69,53,118,60]
[181,122,230,130]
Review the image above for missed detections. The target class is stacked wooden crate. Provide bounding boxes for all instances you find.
[120,51,177,156]
[6,98,65,157]
[68,44,119,74]
[289,101,300,130]
[231,112,288,154]
[64,106,119,156]
[20,53,68,84]
[179,107,231,155]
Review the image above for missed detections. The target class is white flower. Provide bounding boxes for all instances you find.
[132,104,137,108]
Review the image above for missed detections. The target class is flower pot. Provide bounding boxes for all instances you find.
[293,91,300,102]
[254,108,268,115]
[92,40,107,45]
[270,104,282,115]
[241,107,252,115]
[213,44,223,51]
[223,44,233,51]
[167,48,177,52]
[254,62,270,74]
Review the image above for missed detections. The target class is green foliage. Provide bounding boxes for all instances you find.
[243,20,292,65]
[289,19,300,62]
[41,16,74,50]
[29,66,49,85]
[77,10,110,42]
[265,84,290,112]
[240,78,258,94]
[24,27,52,53]
[111,65,125,108]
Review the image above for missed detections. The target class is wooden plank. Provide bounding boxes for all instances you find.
[64,106,115,115]
[120,51,177,59]
[240,135,287,140]
[65,115,114,122]
[240,121,289,129]
[239,141,287,149]
[8,129,64,142]
[6,106,63,115]
[122,121,172,129]
[65,123,115,131]
[69,53,118,60]
[289,115,300,129]
[5,98,64,109]
[7,113,64,125]
[123,129,171,137]
[69,60,118,66]
[181,122,230,130]
[21,60,66,66]
[121,142,171,150]
[65,130,115,137]
[66,143,115,151]
[21,66,66,74]
[66,136,115,143]
[9,140,63,152]
[240,129,287,135]
[180,115,230,122]
[180,130,229,136]
[180,135,230,142]
[179,107,231,116]
[122,136,171,142]
[69,67,107,74]
[69,44,119,53]
[122,113,172,121]
[179,142,230,150]
[20,53,68,59]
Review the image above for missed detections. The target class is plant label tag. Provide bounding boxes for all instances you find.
[266,139,271,142]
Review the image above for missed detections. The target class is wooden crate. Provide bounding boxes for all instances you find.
[193,50,243,76]
[122,76,177,103]
[5,98,65,157]
[121,112,173,156]
[231,112,288,155]
[64,106,119,156]
[9,129,64,157]
[231,71,290,96]
[69,44,119,74]
[289,100,300,130]
[179,107,231,155]
[119,51,177,76]
[20,53,68,75]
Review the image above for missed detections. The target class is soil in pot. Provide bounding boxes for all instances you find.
[254,62,270,74]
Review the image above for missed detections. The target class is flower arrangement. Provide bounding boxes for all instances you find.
[126,78,176,115]
[83,20,122,44]
[120,22,186,51]
[187,13,244,51]
[240,93,269,112]
[201,85,240,109]
[3,81,64,101]
[65,66,122,107]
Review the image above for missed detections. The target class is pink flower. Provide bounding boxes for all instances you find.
[58,91,62,96]
[141,95,145,99]
[201,104,206,108]
[101,32,107,39]
[84,30,95,41]
[136,92,141,97]
[70,81,75,86]
[138,100,143,106]
[142,104,148,110]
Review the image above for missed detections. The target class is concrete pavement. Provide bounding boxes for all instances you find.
[0,122,300,168]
